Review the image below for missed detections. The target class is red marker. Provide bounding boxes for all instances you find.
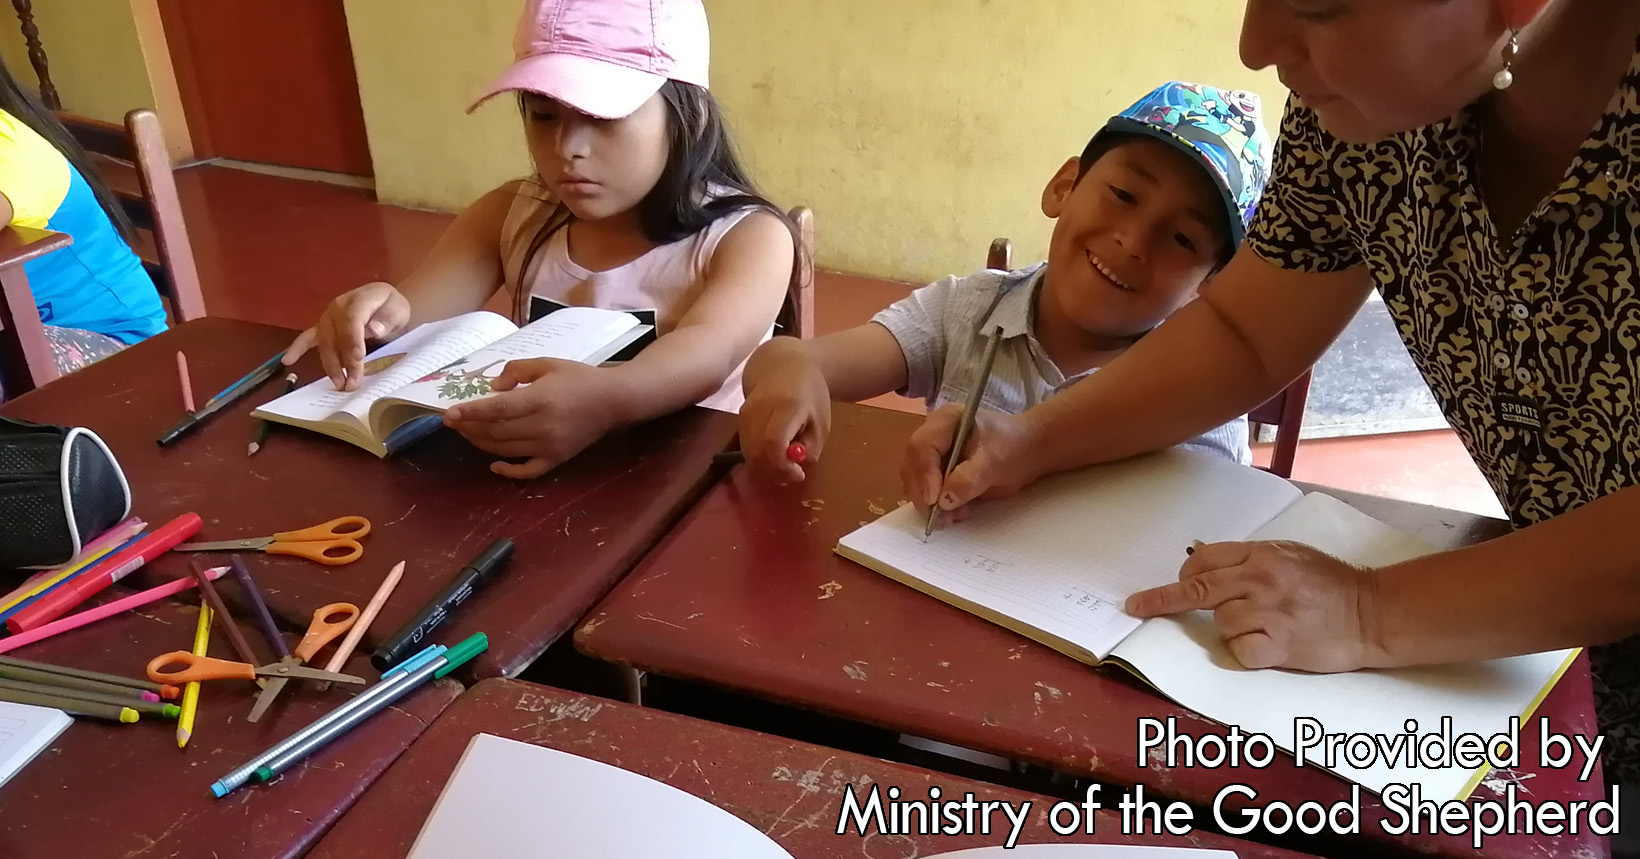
[712,442,807,468]
[8,513,203,633]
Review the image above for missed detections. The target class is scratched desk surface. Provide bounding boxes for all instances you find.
[1,317,736,678]
[576,402,1609,859]
[308,678,1323,859]
[0,594,461,859]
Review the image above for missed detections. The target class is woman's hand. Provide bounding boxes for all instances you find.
[1124,540,1387,673]
[284,282,412,390]
[900,406,1050,525]
[442,358,621,479]
[738,340,830,483]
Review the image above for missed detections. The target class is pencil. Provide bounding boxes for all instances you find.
[189,560,265,684]
[317,561,405,692]
[248,373,298,456]
[923,326,1004,541]
[0,567,230,657]
[0,678,178,717]
[0,654,172,696]
[0,686,139,722]
[0,662,161,701]
[178,600,212,749]
[176,351,196,413]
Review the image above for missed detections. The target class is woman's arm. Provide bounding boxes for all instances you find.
[902,249,1378,513]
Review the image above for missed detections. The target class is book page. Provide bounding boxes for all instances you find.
[380,307,641,411]
[836,450,1303,661]
[255,312,518,425]
[407,734,792,859]
[1110,491,1575,801]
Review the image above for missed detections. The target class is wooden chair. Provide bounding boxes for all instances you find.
[982,235,1309,478]
[0,227,74,395]
[58,108,206,323]
[774,206,815,340]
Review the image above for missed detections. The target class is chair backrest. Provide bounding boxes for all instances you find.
[1247,369,1312,479]
[774,206,815,339]
[983,236,1308,477]
[57,109,206,322]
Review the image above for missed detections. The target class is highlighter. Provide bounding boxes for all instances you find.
[371,539,514,671]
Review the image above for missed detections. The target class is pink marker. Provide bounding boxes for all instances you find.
[0,566,229,655]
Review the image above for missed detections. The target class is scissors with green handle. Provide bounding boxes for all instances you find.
[175,516,371,566]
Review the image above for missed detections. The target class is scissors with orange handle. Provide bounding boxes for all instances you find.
[175,516,371,566]
[245,602,361,723]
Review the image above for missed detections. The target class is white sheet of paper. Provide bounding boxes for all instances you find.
[837,450,1302,660]
[406,734,794,859]
[0,701,70,788]
[1110,492,1574,801]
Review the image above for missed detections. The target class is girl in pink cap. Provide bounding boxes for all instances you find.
[285,0,798,479]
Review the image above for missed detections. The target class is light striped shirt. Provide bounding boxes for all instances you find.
[871,264,1251,465]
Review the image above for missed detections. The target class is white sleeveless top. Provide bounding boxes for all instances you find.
[499,177,759,412]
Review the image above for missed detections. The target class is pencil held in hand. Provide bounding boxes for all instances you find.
[924,326,1004,541]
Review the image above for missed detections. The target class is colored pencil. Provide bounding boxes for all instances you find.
[178,600,212,749]
[0,686,138,722]
[316,561,404,691]
[0,567,230,657]
[0,679,176,717]
[0,534,146,625]
[248,373,298,456]
[0,655,170,695]
[176,351,196,413]
[0,662,158,700]
[189,561,266,680]
[208,351,287,406]
[0,519,145,614]
[8,513,203,633]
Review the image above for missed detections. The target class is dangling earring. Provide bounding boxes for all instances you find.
[1493,29,1519,91]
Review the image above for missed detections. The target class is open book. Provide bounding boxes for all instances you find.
[836,450,1576,802]
[253,308,650,457]
[407,733,1235,858]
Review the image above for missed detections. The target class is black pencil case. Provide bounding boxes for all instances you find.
[0,416,132,570]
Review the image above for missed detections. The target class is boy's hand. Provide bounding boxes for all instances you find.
[1124,540,1385,673]
[443,359,619,480]
[900,406,1046,523]
[739,341,830,483]
[284,282,411,391]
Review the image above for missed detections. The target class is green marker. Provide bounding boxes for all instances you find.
[252,634,488,785]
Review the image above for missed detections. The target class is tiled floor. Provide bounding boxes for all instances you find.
[174,165,1506,519]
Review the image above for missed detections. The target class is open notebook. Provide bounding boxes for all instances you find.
[253,308,650,457]
[0,701,70,788]
[406,734,1235,858]
[836,450,1575,802]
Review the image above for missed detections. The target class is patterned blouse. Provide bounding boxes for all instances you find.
[1245,39,1640,786]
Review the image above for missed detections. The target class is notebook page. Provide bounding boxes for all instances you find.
[1110,491,1574,801]
[407,734,791,859]
[0,701,71,787]
[383,307,641,411]
[837,450,1302,661]
[256,312,518,424]
[929,846,1237,858]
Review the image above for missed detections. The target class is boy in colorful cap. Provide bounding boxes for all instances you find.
[738,81,1273,482]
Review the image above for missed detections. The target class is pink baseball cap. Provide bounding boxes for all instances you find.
[469,0,710,120]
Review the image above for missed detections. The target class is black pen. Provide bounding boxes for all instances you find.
[371,539,515,671]
[157,359,281,446]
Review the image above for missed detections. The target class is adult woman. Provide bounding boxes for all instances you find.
[0,56,166,379]
[901,0,1640,802]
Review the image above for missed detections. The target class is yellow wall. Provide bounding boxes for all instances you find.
[22,0,1279,284]
[344,0,1281,283]
[0,0,154,122]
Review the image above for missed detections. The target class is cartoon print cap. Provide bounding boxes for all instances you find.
[469,0,710,120]
[1085,81,1273,246]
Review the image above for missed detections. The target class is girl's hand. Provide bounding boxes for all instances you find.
[900,407,1049,525]
[738,340,829,483]
[442,358,619,480]
[284,282,412,391]
[1124,540,1386,673]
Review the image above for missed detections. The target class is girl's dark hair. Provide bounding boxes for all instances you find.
[519,80,805,289]
[0,54,136,242]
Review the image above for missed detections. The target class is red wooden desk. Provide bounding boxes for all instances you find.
[0,593,461,859]
[0,317,736,678]
[576,402,1609,859]
[309,678,1323,858]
